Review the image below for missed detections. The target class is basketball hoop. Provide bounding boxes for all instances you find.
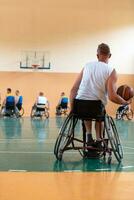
[32,64,40,69]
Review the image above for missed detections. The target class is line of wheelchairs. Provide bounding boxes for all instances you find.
[54,111,123,165]
[0,103,49,119]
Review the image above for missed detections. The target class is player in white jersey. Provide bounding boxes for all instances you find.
[35,92,49,109]
[70,43,130,148]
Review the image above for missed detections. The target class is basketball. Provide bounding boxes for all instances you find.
[117,85,134,100]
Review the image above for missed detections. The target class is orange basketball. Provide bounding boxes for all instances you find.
[117,85,134,101]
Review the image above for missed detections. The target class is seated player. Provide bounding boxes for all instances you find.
[116,103,132,120]
[31,92,49,117]
[2,88,20,117]
[15,90,23,111]
[56,92,69,115]
[70,43,130,154]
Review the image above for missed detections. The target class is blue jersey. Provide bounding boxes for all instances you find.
[61,97,68,104]
[18,96,23,104]
[6,95,15,103]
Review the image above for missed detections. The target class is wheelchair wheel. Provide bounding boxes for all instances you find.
[105,115,123,163]
[30,107,36,118]
[44,109,49,118]
[0,107,5,117]
[54,114,78,160]
[19,107,24,117]
[125,109,133,120]
[116,112,122,120]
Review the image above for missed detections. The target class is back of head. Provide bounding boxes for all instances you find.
[61,92,65,96]
[15,90,20,95]
[7,88,11,94]
[39,92,44,96]
[97,43,111,56]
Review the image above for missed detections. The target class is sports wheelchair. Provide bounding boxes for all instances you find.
[0,104,24,118]
[116,105,133,120]
[56,103,68,116]
[54,113,123,164]
[30,104,49,119]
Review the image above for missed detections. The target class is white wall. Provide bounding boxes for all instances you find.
[0,0,134,74]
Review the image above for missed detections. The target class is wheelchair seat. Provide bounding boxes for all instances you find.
[54,112,123,164]
[56,103,68,116]
[31,104,49,119]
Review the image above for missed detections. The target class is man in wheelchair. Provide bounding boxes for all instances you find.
[56,92,69,116]
[15,90,23,111]
[116,103,133,120]
[54,43,130,162]
[31,92,49,118]
[1,88,20,117]
[69,43,130,155]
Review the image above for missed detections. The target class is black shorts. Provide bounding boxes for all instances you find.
[73,99,105,120]
[36,104,46,112]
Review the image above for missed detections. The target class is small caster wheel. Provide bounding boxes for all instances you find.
[108,156,112,165]
[57,151,63,161]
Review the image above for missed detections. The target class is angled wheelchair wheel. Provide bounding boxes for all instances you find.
[0,107,5,117]
[30,107,36,118]
[105,115,123,163]
[116,112,122,120]
[125,109,133,120]
[54,114,78,160]
[44,109,49,119]
[19,107,24,117]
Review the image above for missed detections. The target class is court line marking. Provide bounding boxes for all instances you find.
[63,170,82,172]
[124,152,134,154]
[0,151,77,154]
[121,166,134,169]
[96,168,111,171]
[8,169,27,172]
[123,146,134,150]
[0,139,57,143]
[0,151,133,155]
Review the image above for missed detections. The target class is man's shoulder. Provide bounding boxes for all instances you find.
[84,61,99,68]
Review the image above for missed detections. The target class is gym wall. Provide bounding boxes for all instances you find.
[0,72,134,116]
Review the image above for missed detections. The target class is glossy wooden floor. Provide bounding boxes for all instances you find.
[0,172,133,200]
[0,117,134,200]
[0,117,134,172]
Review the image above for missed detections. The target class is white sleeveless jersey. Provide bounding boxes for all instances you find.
[76,61,114,105]
[37,96,47,104]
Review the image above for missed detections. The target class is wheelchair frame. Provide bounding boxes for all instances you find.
[116,106,133,120]
[0,105,24,118]
[54,113,123,164]
[30,105,49,119]
[56,106,68,116]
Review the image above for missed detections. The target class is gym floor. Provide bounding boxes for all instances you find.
[0,117,134,172]
[0,117,134,200]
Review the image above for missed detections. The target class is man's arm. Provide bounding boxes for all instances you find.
[2,96,6,107]
[106,69,128,105]
[46,100,50,110]
[70,69,83,110]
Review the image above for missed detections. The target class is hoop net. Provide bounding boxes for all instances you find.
[32,64,40,70]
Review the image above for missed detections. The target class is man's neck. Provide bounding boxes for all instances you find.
[98,59,108,64]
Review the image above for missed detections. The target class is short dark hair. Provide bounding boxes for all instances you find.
[7,88,11,93]
[39,92,44,96]
[97,43,111,55]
